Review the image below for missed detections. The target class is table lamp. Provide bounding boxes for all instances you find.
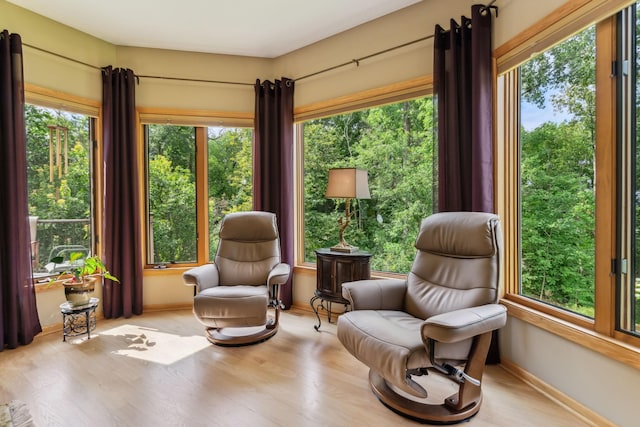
[325,168,370,253]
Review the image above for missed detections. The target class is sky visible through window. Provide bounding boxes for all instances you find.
[521,91,574,131]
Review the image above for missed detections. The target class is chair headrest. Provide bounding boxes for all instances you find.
[219,211,278,242]
[415,212,499,258]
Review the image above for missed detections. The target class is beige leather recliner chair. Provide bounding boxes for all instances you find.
[183,211,290,345]
[337,212,506,423]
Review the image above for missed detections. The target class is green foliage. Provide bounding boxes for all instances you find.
[25,105,92,270]
[519,25,596,316]
[148,154,197,263]
[26,105,91,221]
[147,124,197,263]
[51,252,119,284]
[145,125,252,263]
[148,125,195,172]
[521,26,596,128]
[207,128,253,258]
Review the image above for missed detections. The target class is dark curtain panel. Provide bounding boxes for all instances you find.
[0,30,42,350]
[253,78,294,308]
[102,66,143,318]
[434,4,494,213]
[434,6,499,363]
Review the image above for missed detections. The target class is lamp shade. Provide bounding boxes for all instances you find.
[325,168,370,199]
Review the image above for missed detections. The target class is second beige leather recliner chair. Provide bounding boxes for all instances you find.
[183,211,290,346]
[337,212,506,423]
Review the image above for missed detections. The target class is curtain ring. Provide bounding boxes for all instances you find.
[480,5,499,17]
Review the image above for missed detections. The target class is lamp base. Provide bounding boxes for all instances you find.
[330,244,359,253]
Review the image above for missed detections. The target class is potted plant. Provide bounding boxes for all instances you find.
[50,252,119,306]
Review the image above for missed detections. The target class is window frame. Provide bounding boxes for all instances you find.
[496,0,640,367]
[24,84,103,290]
[138,108,253,270]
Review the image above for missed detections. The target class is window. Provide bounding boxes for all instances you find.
[518,26,596,318]
[144,124,252,265]
[301,97,435,273]
[207,127,253,260]
[146,124,197,264]
[497,0,640,355]
[26,104,95,279]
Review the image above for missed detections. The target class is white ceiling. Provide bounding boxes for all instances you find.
[8,0,422,58]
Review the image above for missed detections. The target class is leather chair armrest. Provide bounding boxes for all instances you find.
[342,278,407,310]
[267,263,291,286]
[183,263,219,293]
[421,304,507,343]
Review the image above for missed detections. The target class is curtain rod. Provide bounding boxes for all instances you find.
[21,1,499,87]
[23,36,436,86]
[135,74,254,86]
[22,42,254,86]
[23,42,102,71]
[294,34,435,82]
[295,1,499,82]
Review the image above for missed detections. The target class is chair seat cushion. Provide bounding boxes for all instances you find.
[337,309,473,398]
[194,285,268,328]
[337,310,430,396]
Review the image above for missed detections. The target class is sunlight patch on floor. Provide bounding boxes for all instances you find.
[100,324,210,365]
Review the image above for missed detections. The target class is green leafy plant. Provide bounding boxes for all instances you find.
[51,252,119,284]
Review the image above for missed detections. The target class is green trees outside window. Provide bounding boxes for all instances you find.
[302,98,435,273]
[147,125,197,264]
[207,127,253,260]
[145,124,252,264]
[25,104,93,276]
[519,26,596,317]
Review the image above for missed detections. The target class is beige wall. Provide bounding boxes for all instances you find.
[115,46,270,112]
[2,0,566,112]
[5,0,638,424]
[501,318,640,427]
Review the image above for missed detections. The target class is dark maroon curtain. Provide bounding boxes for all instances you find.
[434,6,499,363]
[253,78,294,308]
[102,66,143,318]
[0,30,42,350]
[434,4,494,213]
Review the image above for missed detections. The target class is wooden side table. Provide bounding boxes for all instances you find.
[310,248,371,330]
[60,297,99,341]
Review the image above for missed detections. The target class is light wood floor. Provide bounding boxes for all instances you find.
[0,308,590,427]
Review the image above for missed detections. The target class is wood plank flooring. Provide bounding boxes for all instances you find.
[0,308,590,427]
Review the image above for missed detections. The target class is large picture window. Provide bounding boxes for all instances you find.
[518,26,596,318]
[301,97,435,273]
[498,1,640,355]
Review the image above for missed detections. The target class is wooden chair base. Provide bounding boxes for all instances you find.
[369,370,482,425]
[205,324,278,346]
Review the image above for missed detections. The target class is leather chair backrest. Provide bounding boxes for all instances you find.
[215,211,281,286]
[404,212,502,320]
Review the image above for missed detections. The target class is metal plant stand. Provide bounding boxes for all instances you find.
[60,297,99,341]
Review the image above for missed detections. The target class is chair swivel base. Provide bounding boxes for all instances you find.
[205,323,278,346]
[369,370,482,425]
